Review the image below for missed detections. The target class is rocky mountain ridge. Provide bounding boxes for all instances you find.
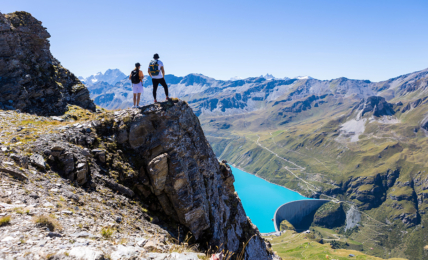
[85,67,428,123]
[0,11,95,116]
[79,69,126,87]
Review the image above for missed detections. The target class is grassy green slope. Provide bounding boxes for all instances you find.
[200,94,428,260]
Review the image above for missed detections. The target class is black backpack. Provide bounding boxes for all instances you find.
[131,69,140,84]
[149,60,160,76]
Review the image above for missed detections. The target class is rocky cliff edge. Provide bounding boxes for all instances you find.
[0,100,277,260]
[0,11,95,115]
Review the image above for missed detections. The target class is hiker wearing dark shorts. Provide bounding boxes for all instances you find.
[129,62,144,108]
[148,53,169,103]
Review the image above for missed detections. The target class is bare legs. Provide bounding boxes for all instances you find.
[133,93,142,107]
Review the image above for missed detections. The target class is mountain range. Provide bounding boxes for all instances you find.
[2,9,427,260]
[83,67,428,259]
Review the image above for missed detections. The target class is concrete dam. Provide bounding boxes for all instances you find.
[273,199,330,231]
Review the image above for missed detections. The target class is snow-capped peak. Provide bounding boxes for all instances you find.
[230,76,243,81]
[79,69,127,86]
[294,76,313,80]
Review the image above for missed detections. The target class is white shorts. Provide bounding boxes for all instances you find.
[132,82,143,94]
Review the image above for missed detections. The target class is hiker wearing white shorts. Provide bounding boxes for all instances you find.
[129,62,144,108]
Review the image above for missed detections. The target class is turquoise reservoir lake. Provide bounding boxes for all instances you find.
[230,166,308,233]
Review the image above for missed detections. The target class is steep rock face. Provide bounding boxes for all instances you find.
[111,101,274,259]
[29,100,275,259]
[0,11,95,115]
[345,169,400,210]
[354,96,395,117]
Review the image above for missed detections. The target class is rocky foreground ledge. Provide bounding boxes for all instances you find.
[0,100,278,260]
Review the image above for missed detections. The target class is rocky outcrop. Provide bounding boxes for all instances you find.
[346,169,400,210]
[312,202,346,228]
[354,96,395,117]
[276,94,330,113]
[109,101,274,259]
[0,11,95,115]
[25,100,275,259]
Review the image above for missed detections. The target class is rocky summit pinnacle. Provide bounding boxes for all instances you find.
[0,11,95,116]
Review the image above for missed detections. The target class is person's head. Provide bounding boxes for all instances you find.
[153,53,159,60]
[135,62,141,69]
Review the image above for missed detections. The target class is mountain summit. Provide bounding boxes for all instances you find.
[0,11,95,115]
[80,69,126,86]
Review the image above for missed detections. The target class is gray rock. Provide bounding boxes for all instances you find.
[0,167,28,180]
[51,116,64,122]
[135,238,148,247]
[30,154,45,169]
[47,232,62,238]
[29,193,39,199]
[103,178,134,197]
[147,153,169,195]
[111,245,140,260]
[70,231,95,238]
[63,190,80,202]
[68,247,104,260]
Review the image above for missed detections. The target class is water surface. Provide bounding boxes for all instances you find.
[231,166,308,233]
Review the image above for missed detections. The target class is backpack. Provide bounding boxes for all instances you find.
[131,69,140,84]
[149,60,160,76]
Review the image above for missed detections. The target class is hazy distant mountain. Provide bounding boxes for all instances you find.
[79,69,126,86]
[83,68,428,118]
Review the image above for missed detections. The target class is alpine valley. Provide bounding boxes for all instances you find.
[85,67,428,260]
[0,7,427,260]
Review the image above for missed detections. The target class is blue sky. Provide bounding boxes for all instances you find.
[2,0,428,81]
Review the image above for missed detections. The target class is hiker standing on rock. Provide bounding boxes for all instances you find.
[148,53,169,103]
[129,62,144,108]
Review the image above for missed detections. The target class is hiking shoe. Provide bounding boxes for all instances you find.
[154,99,157,103]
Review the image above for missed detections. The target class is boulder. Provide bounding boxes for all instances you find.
[147,153,169,195]
[30,154,45,169]
[128,115,154,149]
[76,161,88,185]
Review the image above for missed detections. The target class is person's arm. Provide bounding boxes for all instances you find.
[161,66,165,78]
[129,73,132,80]
[148,68,151,77]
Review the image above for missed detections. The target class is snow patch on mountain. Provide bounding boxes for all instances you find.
[294,76,313,80]
[80,69,126,86]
